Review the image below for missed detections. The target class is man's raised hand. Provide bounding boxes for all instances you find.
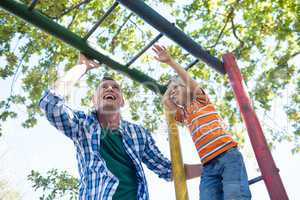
[78,54,101,72]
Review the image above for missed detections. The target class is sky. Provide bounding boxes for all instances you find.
[1,1,300,199]
[0,73,300,199]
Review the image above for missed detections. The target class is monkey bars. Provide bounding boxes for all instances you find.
[0,0,288,199]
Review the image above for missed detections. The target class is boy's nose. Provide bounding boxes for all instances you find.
[170,92,176,100]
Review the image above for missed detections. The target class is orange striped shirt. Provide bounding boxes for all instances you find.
[175,89,237,164]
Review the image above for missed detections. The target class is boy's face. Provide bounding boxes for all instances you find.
[168,82,191,107]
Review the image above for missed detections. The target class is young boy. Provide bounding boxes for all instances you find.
[153,44,251,200]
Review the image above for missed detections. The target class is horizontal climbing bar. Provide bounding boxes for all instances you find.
[248,176,263,185]
[126,32,163,67]
[117,0,225,74]
[185,59,199,71]
[84,1,119,40]
[0,0,166,94]
[28,0,39,11]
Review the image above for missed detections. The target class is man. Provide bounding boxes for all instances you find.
[39,54,201,200]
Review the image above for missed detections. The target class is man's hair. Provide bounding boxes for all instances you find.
[98,75,122,89]
[96,76,117,91]
[101,76,115,82]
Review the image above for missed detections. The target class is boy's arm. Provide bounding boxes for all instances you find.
[153,44,200,92]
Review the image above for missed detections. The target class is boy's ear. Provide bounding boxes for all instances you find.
[164,85,173,98]
[193,87,205,97]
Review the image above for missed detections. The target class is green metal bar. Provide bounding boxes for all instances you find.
[117,0,225,74]
[84,1,119,40]
[126,33,163,67]
[0,0,166,94]
[185,59,199,71]
[28,0,39,11]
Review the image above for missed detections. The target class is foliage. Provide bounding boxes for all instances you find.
[1,0,299,198]
[28,169,79,200]
[0,1,299,148]
[0,180,21,200]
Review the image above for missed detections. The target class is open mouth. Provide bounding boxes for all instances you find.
[103,94,116,100]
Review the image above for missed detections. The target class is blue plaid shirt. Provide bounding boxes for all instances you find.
[39,90,172,200]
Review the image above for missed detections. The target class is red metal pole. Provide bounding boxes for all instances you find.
[222,53,289,200]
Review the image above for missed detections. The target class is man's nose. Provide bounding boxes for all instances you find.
[105,86,114,91]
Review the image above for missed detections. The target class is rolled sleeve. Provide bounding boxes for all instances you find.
[39,89,85,141]
[141,128,172,181]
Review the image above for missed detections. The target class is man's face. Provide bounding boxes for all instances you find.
[93,80,124,113]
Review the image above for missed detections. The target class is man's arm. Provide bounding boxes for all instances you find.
[53,54,100,96]
[184,164,202,180]
[141,128,172,181]
[39,54,100,140]
[141,127,202,181]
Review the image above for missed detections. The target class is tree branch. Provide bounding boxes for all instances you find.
[67,12,79,29]
[231,16,245,48]
[110,13,134,53]
[10,45,31,96]
[128,17,146,37]
[55,0,92,19]
[291,51,300,58]
[206,8,234,49]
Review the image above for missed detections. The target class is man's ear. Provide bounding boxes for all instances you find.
[120,95,125,107]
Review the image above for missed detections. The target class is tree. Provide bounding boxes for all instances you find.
[0,0,299,148]
[28,169,78,200]
[1,0,299,199]
[0,179,21,200]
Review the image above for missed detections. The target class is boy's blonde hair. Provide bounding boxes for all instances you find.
[167,76,185,87]
[166,76,194,106]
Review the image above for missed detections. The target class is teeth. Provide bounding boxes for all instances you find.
[104,94,115,100]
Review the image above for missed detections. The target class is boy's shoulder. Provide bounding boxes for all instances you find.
[191,86,211,108]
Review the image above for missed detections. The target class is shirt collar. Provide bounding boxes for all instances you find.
[90,110,126,134]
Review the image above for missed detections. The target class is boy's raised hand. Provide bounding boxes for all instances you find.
[152,44,173,64]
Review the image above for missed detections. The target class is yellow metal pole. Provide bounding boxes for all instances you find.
[164,107,189,200]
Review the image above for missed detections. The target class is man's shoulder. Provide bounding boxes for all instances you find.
[121,120,148,135]
[75,110,88,117]
[122,119,144,129]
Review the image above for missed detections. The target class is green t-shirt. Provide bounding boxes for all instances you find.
[100,128,138,200]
